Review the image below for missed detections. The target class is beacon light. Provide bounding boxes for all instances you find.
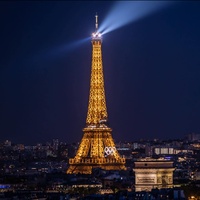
[98,1,174,35]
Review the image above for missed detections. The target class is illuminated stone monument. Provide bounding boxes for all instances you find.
[133,158,174,192]
[67,15,126,174]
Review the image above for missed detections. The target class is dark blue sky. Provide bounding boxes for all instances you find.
[0,1,200,145]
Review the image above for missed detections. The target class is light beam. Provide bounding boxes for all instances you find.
[98,1,173,35]
[32,37,90,62]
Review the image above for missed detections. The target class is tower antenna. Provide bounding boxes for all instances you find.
[95,13,98,31]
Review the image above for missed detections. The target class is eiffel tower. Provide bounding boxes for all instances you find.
[67,15,126,174]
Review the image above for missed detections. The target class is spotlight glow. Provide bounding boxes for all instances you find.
[32,37,91,62]
[50,37,91,55]
[98,1,173,35]
[92,32,102,39]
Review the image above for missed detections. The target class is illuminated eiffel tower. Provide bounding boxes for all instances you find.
[67,15,126,174]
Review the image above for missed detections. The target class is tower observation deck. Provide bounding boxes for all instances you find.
[67,15,126,174]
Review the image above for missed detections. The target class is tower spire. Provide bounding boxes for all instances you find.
[95,13,98,31]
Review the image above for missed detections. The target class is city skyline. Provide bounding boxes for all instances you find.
[1,1,200,145]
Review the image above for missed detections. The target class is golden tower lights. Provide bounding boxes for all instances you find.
[67,15,126,174]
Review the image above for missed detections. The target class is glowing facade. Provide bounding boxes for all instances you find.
[133,159,174,192]
[67,15,126,174]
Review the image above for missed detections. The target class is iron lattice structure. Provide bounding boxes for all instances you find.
[67,16,126,174]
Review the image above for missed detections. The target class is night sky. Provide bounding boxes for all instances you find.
[1,1,200,145]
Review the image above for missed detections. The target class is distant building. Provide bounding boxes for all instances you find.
[53,139,59,151]
[174,149,193,155]
[153,147,193,155]
[145,145,153,157]
[154,147,174,155]
[133,158,174,192]
[4,140,11,146]
[187,132,200,141]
